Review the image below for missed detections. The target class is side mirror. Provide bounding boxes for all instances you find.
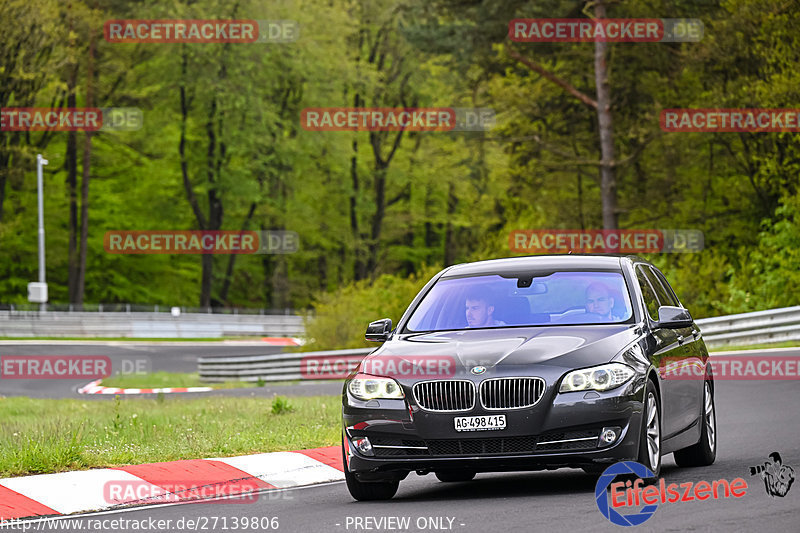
[365,318,393,342]
[656,306,693,328]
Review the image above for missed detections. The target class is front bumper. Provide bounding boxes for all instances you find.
[343,376,646,479]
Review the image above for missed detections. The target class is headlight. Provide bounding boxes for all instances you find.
[348,374,404,400]
[559,363,635,393]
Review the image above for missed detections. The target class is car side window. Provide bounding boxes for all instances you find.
[649,267,680,307]
[635,266,660,321]
[643,266,675,309]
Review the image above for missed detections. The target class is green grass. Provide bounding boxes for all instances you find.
[101,372,306,389]
[708,340,800,352]
[101,371,257,390]
[0,395,340,478]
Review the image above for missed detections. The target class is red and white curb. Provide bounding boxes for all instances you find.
[0,446,343,522]
[261,337,304,346]
[78,380,213,395]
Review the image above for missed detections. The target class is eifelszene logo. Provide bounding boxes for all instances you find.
[749,452,795,497]
[595,461,748,527]
[595,462,659,527]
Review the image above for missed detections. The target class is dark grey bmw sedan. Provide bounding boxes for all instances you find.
[341,255,716,500]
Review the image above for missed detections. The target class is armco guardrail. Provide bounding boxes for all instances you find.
[0,310,304,338]
[695,305,800,348]
[198,348,373,382]
[197,306,800,382]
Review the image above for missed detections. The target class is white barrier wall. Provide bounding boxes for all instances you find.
[0,311,304,338]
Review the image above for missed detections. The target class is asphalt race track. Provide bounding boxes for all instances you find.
[0,343,341,398]
[8,346,800,533]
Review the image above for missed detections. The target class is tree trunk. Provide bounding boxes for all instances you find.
[178,56,211,307]
[424,184,436,249]
[350,92,366,281]
[271,173,289,309]
[178,48,229,308]
[444,182,457,266]
[593,0,618,230]
[66,62,79,303]
[351,135,365,280]
[76,24,96,306]
[0,136,8,223]
[261,224,273,310]
[219,202,256,304]
[271,254,289,310]
[367,164,387,274]
[365,124,405,276]
[0,130,9,223]
[507,3,619,230]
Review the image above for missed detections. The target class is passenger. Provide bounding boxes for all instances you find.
[585,282,622,321]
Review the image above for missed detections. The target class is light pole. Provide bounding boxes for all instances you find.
[27,154,49,311]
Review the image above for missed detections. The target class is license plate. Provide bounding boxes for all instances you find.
[453,415,506,432]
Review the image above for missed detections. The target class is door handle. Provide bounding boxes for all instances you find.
[692,329,699,338]
[677,335,684,345]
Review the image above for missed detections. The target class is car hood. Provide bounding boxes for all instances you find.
[373,325,640,372]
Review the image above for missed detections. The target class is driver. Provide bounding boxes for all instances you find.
[465,287,506,328]
[585,282,621,321]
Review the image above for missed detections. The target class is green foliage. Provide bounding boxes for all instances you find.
[270,395,293,415]
[1,0,799,318]
[646,252,733,319]
[724,193,800,313]
[303,264,443,350]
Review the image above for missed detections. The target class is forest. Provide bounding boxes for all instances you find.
[1,0,799,325]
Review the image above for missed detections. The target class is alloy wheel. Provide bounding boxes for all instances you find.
[646,392,660,471]
[705,382,716,452]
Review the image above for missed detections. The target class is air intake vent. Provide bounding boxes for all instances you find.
[413,380,475,412]
[479,377,545,409]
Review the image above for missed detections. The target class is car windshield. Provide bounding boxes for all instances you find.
[405,270,633,332]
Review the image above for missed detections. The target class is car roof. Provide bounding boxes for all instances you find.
[442,254,649,277]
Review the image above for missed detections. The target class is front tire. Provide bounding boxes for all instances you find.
[674,381,716,467]
[342,441,399,501]
[637,380,662,478]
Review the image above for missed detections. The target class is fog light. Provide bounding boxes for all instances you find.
[353,437,374,456]
[599,427,621,448]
